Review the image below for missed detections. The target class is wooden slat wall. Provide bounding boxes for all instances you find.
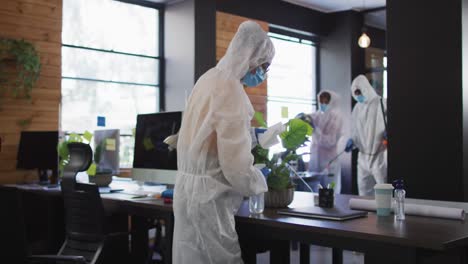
[216,12,269,125]
[0,0,61,184]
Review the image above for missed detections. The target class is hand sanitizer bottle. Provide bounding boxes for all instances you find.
[393,179,406,221]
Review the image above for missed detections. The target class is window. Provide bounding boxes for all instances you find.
[61,0,162,168]
[266,32,318,162]
[365,47,387,98]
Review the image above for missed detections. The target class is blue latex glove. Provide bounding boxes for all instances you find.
[255,128,267,139]
[260,167,271,178]
[295,112,314,128]
[295,112,306,120]
[345,139,354,152]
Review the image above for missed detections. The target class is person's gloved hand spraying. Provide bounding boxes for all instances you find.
[295,112,314,129]
[344,138,355,153]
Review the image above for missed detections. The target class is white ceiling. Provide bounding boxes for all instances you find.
[282,0,385,13]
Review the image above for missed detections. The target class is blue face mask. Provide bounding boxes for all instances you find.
[320,104,328,112]
[356,95,366,103]
[242,67,266,87]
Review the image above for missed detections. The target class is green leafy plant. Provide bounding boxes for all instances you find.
[251,112,313,191]
[0,38,41,99]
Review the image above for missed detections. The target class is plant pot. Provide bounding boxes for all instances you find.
[89,173,112,187]
[265,186,295,208]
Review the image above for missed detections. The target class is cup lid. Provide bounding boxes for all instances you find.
[374,183,394,190]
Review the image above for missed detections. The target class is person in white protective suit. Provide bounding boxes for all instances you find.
[345,75,388,196]
[172,21,275,264]
[304,90,344,193]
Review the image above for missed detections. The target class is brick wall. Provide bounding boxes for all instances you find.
[216,11,268,125]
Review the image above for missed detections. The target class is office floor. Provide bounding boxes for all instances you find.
[257,245,364,264]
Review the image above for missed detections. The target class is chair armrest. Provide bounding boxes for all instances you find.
[107,231,129,238]
[28,255,87,264]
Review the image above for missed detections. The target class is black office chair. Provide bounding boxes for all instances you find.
[28,142,120,264]
[0,185,90,264]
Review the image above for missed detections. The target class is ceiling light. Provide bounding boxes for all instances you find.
[358,31,371,48]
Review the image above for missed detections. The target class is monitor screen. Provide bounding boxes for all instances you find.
[17,131,58,170]
[133,112,182,170]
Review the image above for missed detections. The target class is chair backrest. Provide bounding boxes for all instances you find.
[61,143,92,189]
[60,142,105,263]
[60,182,105,263]
[0,186,29,264]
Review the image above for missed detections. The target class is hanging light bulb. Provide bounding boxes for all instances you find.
[358,29,371,48]
[358,0,371,48]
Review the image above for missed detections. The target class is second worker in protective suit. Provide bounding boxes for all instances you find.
[345,75,388,196]
[297,90,344,193]
[173,21,275,264]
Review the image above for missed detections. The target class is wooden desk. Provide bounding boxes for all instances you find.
[5,183,173,264]
[7,184,468,264]
[235,192,468,264]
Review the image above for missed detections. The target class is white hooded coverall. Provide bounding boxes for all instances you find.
[308,90,344,194]
[350,75,388,196]
[173,21,275,264]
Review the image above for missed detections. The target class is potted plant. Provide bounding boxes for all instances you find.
[0,38,41,100]
[252,113,313,208]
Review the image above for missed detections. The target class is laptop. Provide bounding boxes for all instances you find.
[278,206,368,221]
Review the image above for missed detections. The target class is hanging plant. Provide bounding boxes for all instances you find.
[0,38,41,99]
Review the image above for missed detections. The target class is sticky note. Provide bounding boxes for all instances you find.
[97,116,106,127]
[143,137,155,151]
[83,131,93,142]
[87,163,97,176]
[106,138,116,151]
[281,106,289,118]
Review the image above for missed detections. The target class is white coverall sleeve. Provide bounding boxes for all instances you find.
[310,112,342,149]
[315,124,342,149]
[215,119,268,197]
[211,78,268,197]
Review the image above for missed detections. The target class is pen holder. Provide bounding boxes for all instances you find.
[318,188,334,208]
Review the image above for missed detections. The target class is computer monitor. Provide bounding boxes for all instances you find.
[94,129,120,175]
[17,131,58,184]
[132,112,182,185]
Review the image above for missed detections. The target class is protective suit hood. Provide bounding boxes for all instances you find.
[351,75,379,103]
[318,90,341,111]
[216,21,275,80]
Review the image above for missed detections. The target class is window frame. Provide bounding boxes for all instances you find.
[267,26,321,111]
[266,27,320,162]
[61,0,165,172]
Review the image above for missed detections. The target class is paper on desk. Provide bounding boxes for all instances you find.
[349,198,466,220]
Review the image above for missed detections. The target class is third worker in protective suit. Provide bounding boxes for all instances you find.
[345,75,387,196]
[173,21,275,264]
[308,90,344,193]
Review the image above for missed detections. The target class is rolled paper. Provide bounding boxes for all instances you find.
[349,198,465,220]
